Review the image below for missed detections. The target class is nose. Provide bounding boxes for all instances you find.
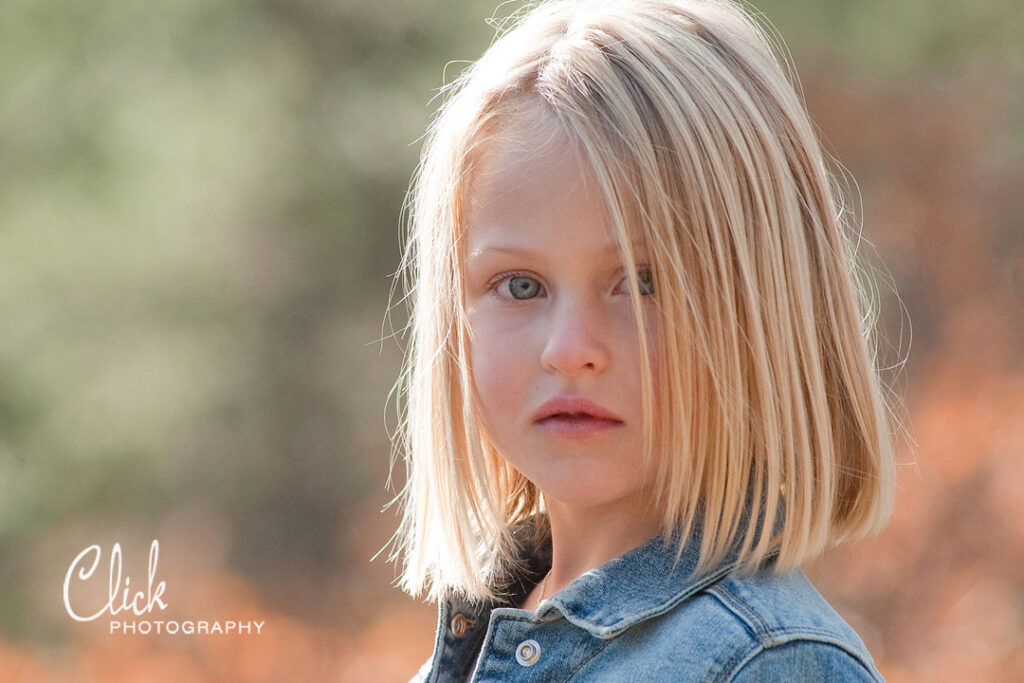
[540,296,612,375]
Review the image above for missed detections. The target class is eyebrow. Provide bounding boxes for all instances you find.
[466,241,646,261]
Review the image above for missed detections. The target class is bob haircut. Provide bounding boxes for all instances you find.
[392,0,896,602]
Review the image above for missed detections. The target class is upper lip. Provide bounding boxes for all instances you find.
[532,397,623,423]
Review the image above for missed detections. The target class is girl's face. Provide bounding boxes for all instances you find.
[464,127,659,511]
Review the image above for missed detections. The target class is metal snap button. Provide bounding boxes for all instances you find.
[515,639,542,666]
[451,613,474,638]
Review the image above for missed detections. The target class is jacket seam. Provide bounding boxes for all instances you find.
[713,642,764,683]
[706,583,772,641]
[705,583,876,661]
[726,639,883,682]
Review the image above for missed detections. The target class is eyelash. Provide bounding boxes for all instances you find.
[486,268,654,301]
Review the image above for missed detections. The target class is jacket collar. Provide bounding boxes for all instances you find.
[531,525,735,639]
[471,515,738,640]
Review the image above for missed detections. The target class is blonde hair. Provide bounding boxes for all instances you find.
[391,0,896,602]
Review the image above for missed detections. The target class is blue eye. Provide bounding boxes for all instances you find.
[505,275,543,300]
[618,267,654,296]
[637,268,655,295]
[490,271,648,300]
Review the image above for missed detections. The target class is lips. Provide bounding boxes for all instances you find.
[536,397,622,440]
[532,395,618,421]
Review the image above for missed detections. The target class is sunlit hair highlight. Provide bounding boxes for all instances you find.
[391,0,897,602]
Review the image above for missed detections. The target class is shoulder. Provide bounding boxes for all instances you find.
[645,570,882,682]
[708,571,873,656]
[730,640,881,682]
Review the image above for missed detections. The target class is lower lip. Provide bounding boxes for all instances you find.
[535,416,623,437]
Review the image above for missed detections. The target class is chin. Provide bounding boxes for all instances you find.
[534,477,642,509]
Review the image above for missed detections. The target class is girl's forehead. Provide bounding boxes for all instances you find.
[476,115,581,180]
[469,136,588,207]
[466,137,602,230]
[461,101,648,256]
[463,141,649,266]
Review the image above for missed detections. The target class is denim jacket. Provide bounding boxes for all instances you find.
[410,522,883,682]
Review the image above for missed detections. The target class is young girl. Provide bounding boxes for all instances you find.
[392,0,896,680]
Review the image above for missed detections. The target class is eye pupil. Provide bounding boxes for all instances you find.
[509,276,540,299]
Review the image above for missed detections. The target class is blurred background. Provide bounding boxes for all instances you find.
[0,0,1021,680]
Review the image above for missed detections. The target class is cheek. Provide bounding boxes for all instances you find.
[468,317,533,421]
[619,304,660,379]
[632,307,662,423]
[646,311,661,389]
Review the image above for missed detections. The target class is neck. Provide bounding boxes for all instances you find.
[541,493,661,599]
